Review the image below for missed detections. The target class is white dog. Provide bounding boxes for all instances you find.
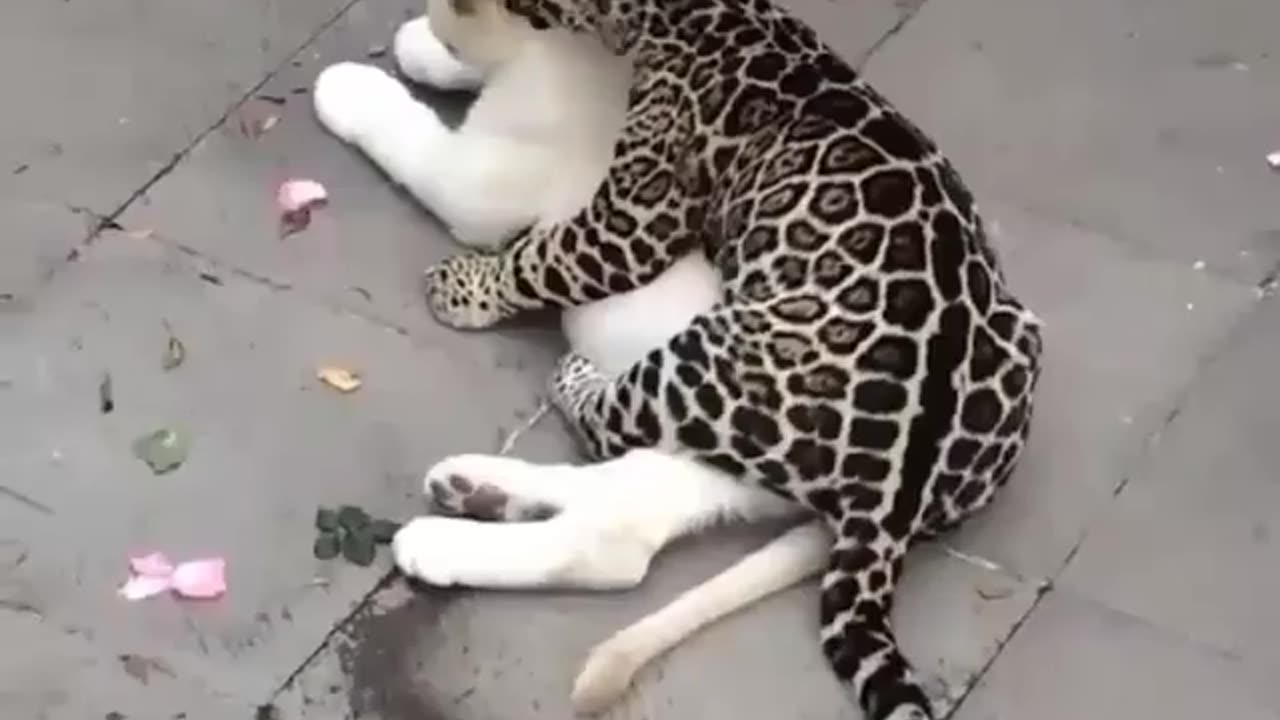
[313,5,831,713]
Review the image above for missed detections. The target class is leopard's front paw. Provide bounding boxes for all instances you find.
[423,254,509,329]
[313,62,408,144]
[394,16,485,91]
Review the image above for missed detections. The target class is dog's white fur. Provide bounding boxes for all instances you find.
[314,7,831,714]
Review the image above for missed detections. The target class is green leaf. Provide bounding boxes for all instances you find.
[315,507,339,532]
[336,505,370,532]
[341,529,376,567]
[131,428,189,475]
[313,531,341,560]
[161,336,186,371]
[369,518,401,544]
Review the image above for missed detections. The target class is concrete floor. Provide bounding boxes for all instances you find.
[1,0,1278,718]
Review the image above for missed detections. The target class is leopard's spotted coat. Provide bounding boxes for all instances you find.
[423,0,1043,716]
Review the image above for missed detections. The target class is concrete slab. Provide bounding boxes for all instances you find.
[943,205,1260,580]
[951,589,1280,720]
[0,0,351,213]
[862,0,1280,284]
[786,0,918,68]
[0,609,238,720]
[0,233,552,711]
[0,199,86,302]
[1059,294,1280,691]
[114,0,469,343]
[0,0,355,307]
[113,0,564,395]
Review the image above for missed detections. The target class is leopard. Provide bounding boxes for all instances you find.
[313,0,1044,716]
[317,12,829,714]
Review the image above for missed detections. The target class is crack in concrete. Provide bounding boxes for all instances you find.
[848,1,1085,714]
[994,200,1274,290]
[942,580,1054,718]
[51,0,363,275]
[134,227,416,340]
[1102,294,1270,514]
[857,0,932,69]
[948,290,1277,716]
[64,203,123,237]
[162,240,296,293]
[0,484,55,516]
[262,569,402,714]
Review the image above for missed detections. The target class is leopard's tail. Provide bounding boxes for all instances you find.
[818,533,933,720]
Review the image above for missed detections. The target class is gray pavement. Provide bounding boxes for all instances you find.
[1,0,1277,718]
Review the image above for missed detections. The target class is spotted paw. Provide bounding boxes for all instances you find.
[423,254,509,329]
[424,454,560,522]
[550,353,608,417]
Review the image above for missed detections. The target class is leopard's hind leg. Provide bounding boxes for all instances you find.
[547,313,938,720]
[393,449,800,590]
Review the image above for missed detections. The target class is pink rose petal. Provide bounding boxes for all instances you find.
[170,558,227,599]
[276,179,328,238]
[119,574,174,601]
[119,553,227,602]
[277,179,328,212]
[129,552,175,577]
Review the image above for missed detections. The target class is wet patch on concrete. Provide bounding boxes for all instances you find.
[266,575,475,720]
[335,580,461,720]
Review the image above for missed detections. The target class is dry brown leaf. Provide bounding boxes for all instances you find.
[236,99,283,140]
[162,335,186,371]
[99,372,114,414]
[317,366,362,393]
[975,582,1015,601]
[258,114,280,135]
